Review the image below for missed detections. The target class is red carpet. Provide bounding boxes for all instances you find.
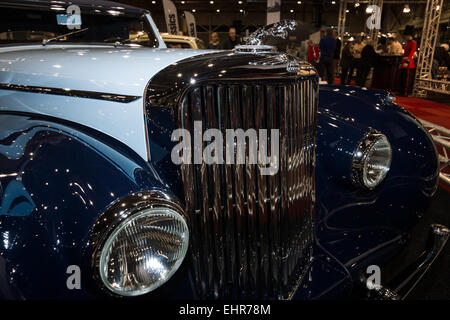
[394,96,450,193]
[395,96,450,128]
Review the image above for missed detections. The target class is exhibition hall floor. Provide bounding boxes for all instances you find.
[396,96,450,129]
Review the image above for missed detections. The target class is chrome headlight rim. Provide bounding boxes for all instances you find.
[352,130,392,190]
[91,190,188,297]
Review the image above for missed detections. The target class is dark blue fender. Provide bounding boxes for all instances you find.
[315,85,439,285]
[0,112,194,299]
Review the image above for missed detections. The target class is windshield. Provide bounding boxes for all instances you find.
[0,5,159,47]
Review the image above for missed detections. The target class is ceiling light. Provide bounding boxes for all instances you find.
[354,2,360,8]
[366,6,374,14]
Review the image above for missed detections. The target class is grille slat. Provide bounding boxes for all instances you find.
[179,78,317,299]
[255,84,271,298]
[242,85,259,297]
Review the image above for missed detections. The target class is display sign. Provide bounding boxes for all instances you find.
[267,0,281,25]
[184,11,197,38]
[163,0,179,35]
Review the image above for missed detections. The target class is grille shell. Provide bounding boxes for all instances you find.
[177,78,318,299]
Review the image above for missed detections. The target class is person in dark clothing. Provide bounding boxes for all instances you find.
[333,30,341,83]
[356,40,377,87]
[340,41,353,85]
[319,29,337,84]
[222,27,240,50]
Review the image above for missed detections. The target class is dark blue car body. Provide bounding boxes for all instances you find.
[0,0,440,300]
[0,84,438,299]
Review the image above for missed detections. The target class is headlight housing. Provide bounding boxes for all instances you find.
[352,131,392,189]
[92,191,189,297]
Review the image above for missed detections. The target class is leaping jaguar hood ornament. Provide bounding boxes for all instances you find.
[234,20,297,54]
[245,19,297,46]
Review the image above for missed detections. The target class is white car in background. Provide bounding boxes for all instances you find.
[161,33,206,49]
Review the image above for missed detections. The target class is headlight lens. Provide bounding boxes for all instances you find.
[353,132,392,189]
[99,207,189,296]
[363,136,392,188]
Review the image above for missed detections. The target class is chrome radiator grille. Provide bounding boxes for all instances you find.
[178,78,317,299]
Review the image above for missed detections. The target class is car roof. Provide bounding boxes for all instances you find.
[0,0,146,14]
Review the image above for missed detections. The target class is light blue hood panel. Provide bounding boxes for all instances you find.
[0,45,212,161]
[0,45,211,96]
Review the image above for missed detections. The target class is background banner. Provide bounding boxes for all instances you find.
[267,0,281,25]
[184,11,197,38]
[163,0,179,35]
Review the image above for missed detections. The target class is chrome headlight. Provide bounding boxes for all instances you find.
[352,132,392,189]
[93,192,189,296]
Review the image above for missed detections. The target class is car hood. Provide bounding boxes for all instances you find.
[0,45,214,96]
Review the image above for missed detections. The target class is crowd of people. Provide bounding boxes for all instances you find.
[203,26,449,97]
[305,28,450,96]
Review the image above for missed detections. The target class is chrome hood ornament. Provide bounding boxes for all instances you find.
[245,19,297,46]
[234,20,297,54]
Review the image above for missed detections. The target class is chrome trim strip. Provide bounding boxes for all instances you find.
[255,84,271,296]
[368,224,450,300]
[0,83,141,103]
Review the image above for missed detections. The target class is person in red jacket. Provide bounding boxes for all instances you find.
[399,27,417,96]
[307,40,320,70]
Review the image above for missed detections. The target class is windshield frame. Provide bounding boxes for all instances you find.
[0,2,161,48]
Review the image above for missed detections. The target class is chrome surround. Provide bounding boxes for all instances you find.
[351,130,391,189]
[144,51,319,299]
[367,224,450,300]
[90,190,186,296]
[0,83,141,103]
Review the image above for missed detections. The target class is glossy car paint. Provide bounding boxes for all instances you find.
[141,55,438,298]
[0,1,440,300]
[0,46,214,160]
[0,56,439,300]
[0,113,196,299]
[315,85,438,281]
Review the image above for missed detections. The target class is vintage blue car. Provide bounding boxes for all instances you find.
[0,0,447,300]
